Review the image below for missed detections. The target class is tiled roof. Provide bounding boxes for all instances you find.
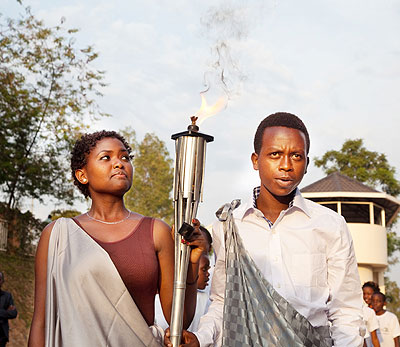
[301,172,379,193]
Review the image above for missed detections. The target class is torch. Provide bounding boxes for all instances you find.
[169,116,213,346]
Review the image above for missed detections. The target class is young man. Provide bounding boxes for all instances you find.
[372,292,400,347]
[0,271,18,347]
[165,112,363,346]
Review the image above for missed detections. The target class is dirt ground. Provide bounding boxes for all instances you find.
[8,317,29,346]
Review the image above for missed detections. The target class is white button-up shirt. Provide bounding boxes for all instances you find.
[195,188,363,346]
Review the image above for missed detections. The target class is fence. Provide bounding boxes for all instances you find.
[0,218,8,251]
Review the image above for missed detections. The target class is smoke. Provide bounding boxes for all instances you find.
[200,1,265,99]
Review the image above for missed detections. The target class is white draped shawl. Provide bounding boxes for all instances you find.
[45,218,162,347]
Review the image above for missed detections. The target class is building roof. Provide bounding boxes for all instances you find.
[301,172,379,193]
[301,172,400,226]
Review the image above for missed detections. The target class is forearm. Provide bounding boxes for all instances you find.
[394,336,399,347]
[28,316,45,347]
[183,260,199,328]
[0,308,17,319]
[371,330,380,347]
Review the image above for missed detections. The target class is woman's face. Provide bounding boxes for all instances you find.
[363,286,374,306]
[78,137,133,198]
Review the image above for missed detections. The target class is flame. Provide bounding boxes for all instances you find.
[193,93,227,125]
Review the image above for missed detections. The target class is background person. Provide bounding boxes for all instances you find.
[372,292,400,347]
[0,271,17,347]
[363,281,380,308]
[187,252,211,333]
[362,282,382,347]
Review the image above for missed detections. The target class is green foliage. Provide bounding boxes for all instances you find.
[385,276,400,320]
[0,202,44,254]
[124,132,174,226]
[314,139,400,196]
[119,126,138,152]
[0,7,107,209]
[49,208,82,220]
[387,227,400,263]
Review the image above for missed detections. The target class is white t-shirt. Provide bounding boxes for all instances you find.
[376,311,400,347]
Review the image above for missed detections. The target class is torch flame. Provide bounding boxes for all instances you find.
[193,93,227,125]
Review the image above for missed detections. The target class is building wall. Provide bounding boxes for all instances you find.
[348,224,387,266]
[348,223,387,292]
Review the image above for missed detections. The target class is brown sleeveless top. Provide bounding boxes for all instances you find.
[90,217,159,326]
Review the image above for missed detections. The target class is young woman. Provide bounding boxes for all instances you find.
[28,130,205,347]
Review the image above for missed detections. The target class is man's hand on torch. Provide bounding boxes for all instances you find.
[164,327,200,347]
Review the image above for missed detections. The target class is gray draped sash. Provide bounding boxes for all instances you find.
[45,218,162,347]
[217,200,332,347]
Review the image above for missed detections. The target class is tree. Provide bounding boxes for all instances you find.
[0,201,44,254]
[49,208,82,220]
[124,132,174,226]
[384,277,400,320]
[0,7,107,209]
[314,139,400,196]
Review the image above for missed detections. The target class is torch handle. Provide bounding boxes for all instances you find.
[170,127,213,346]
[170,241,191,346]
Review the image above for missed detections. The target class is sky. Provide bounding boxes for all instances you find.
[3,0,400,281]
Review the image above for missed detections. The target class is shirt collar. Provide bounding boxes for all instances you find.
[234,186,311,221]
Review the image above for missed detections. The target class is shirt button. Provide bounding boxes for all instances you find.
[273,256,278,262]
[276,283,281,288]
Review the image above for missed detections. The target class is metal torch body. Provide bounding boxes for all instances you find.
[170,126,213,347]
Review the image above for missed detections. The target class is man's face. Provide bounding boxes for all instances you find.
[371,293,385,314]
[251,126,308,198]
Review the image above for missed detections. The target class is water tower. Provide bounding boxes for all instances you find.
[301,172,400,292]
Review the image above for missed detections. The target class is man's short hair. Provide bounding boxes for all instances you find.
[253,112,310,154]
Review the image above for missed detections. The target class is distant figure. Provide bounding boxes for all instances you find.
[363,281,380,308]
[188,252,211,332]
[372,292,400,347]
[44,215,52,224]
[362,282,382,347]
[0,271,18,347]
